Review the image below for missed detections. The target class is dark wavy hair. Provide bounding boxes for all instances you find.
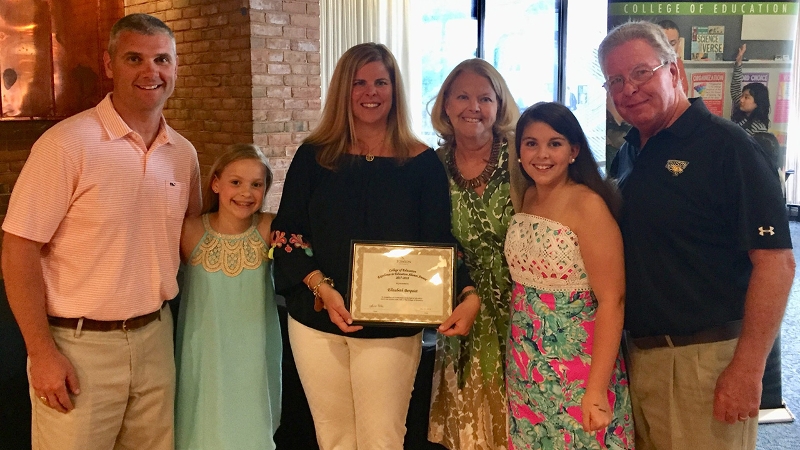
[733,82,771,129]
[514,102,621,219]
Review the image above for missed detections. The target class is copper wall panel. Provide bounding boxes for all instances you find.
[0,0,54,118]
[51,0,101,117]
[0,0,123,120]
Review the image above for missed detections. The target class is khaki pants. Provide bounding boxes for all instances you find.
[30,307,175,450]
[288,317,422,450]
[628,337,757,450]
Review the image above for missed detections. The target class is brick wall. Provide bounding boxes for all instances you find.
[126,0,322,212]
[250,0,321,211]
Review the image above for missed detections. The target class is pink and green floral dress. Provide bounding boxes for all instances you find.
[503,214,634,449]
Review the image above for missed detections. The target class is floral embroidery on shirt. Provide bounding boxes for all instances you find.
[290,234,311,250]
[269,230,313,258]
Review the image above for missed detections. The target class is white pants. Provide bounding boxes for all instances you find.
[288,317,422,450]
[30,307,175,450]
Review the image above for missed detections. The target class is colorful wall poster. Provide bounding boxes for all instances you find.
[742,72,769,86]
[691,25,725,60]
[691,71,726,116]
[775,72,791,124]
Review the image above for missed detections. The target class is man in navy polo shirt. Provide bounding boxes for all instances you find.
[599,21,794,450]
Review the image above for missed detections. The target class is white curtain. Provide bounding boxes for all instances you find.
[785,13,800,203]
[319,0,421,130]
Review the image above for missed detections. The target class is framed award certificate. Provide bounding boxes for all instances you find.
[348,241,456,326]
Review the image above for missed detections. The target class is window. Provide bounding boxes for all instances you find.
[409,1,477,146]
[563,0,611,167]
[485,0,559,110]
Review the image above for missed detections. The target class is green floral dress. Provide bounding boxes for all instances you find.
[429,142,513,450]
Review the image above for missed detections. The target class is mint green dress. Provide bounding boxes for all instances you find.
[175,214,281,450]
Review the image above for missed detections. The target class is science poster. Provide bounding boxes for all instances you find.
[692,25,725,60]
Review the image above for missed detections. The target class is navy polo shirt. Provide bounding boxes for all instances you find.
[612,98,791,338]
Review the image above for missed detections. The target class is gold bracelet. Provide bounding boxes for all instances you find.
[311,276,334,299]
[457,288,478,303]
[311,276,334,312]
[304,270,323,289]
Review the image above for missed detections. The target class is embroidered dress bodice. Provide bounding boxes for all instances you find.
[189,214,268,277]
[504,213,590,292]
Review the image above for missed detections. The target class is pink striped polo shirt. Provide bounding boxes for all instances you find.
[3,93,201,320]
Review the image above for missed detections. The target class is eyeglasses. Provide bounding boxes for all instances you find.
[603,63,667,95]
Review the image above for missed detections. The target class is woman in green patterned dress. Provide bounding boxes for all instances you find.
[428,59,523,450]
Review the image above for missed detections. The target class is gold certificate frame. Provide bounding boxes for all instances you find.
[348,241,456,326]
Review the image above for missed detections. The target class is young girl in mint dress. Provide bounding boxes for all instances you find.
[175,144,281,450]
[504,103,634,449]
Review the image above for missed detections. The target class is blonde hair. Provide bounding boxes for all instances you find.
[429,59,524,211]
[203,144,273,214]
[305,43,424,169]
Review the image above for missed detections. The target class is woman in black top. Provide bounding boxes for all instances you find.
[271,43,479,449]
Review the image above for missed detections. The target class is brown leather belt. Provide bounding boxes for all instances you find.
[631,320,742,350]
[48,303,165,332]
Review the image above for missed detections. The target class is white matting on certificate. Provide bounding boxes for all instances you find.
[348,241,455,326]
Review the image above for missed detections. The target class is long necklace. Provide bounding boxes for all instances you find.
[446,138,501,190]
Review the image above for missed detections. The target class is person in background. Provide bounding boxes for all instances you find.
[1,13,201,450]
[504,102,633,449]
[271,42,480,450]
[175,144,281,449]
[732,44,771,135]
[601,21,794,450]
[658,19,689,96]
[427,58,521,450]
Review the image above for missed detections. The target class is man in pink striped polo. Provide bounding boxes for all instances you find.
[2,13,201,449]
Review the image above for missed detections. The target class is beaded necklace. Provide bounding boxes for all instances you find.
[446,138,501,190]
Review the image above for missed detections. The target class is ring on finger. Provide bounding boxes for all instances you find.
[38,396,48,405]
